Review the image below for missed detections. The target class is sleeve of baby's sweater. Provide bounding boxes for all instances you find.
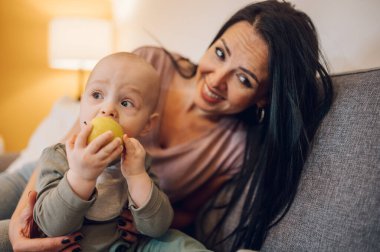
[128,181,173,238]
[33,144,96,237]
[128,155,173,238]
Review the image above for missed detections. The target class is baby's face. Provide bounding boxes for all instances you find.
[79,53,159,138]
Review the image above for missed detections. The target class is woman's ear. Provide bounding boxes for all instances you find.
[256,96,269,109]
[139,113,159,136]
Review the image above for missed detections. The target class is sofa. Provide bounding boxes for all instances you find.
[195,68,380,251]
[1,68,379,251]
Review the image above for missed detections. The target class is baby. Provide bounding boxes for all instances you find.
[33,52,171,251]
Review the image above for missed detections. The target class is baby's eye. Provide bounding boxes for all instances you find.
[236,73,253,88]
[92,91,103,99]
[215,47,225,60]
[121,100,134,108]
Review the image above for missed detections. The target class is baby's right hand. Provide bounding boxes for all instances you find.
[65,123,123,198]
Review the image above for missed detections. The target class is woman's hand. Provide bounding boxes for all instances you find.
[117,208,139,244]
[9,191,82,252]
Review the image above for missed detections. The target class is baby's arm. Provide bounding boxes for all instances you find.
[121,135,173,237]
[34,124,123,236]
[33,144,95,236]
[121,136,152,207]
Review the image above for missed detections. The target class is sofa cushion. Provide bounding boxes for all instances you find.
[197,68,380,252]
[261,68,380,251]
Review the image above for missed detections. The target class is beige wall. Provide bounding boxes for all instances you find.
[0,0,112,152]
[113,0,380,73]
[2,0,379,152]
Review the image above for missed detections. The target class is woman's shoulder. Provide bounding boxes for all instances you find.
[133,46,185,59]
[133,46,166,57]
[133,46,177,64]
[132,46,194,72]
[132,46,175,74]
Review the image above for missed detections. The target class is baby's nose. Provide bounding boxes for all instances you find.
[101,104,118,118]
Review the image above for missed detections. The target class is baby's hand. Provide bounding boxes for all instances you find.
[120,134,147,178]
[66,123,124,182]
[121,135,152,207]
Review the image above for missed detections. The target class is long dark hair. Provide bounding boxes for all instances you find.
[167,1,333,250]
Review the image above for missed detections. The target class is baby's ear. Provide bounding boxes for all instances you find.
[139,113,159,136]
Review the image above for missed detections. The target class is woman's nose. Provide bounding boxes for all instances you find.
[101,103,118,118]
[208,69,229,92]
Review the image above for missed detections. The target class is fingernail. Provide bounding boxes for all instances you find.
[28,191,32,197]
[74,235,83,242]
[72,248,82,252]
[61,238,70,244]
[118,219,126,226]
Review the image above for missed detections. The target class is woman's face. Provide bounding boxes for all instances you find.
[195,21,269,116]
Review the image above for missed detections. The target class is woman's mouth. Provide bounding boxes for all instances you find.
[201,83,224,104]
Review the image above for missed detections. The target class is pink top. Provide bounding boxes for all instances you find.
[135,46,246,203]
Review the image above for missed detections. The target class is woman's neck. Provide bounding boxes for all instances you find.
[187,102,222,122]
[158,75,222,148]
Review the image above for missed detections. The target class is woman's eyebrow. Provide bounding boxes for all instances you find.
[221,38,260,84]
[239,67,260,85]
[221,39,231,56]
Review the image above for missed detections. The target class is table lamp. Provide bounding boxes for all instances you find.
[48,17,113,100]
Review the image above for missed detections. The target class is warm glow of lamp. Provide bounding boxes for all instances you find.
[48,17,113,99]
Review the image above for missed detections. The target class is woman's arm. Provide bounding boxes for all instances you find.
[9,167,82,252]
[8,119,83,251]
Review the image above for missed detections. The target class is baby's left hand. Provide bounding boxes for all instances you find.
[121,134,147,178]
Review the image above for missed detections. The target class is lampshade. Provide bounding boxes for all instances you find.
[48,17,113,70]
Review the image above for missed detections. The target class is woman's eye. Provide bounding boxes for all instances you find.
[121,100,134,108]
[92,92,103,99]
[236,74,253,88]
[215,47,225,60]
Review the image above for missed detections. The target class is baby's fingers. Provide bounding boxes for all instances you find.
[124,137,145,157]
[75,123,93,148]
[87,131,114,154]
[99,137,123,161]
[122,134,129,147]
[65,134,77,153]
[123,135,139,152]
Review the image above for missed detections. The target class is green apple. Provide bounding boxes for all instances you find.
[87,117,124,143]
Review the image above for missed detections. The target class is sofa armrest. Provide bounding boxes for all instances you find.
[0,153,20,172]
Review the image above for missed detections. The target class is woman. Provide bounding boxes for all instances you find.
[5,1,333,251]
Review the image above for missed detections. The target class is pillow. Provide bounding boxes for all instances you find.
[6,96,80,173]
